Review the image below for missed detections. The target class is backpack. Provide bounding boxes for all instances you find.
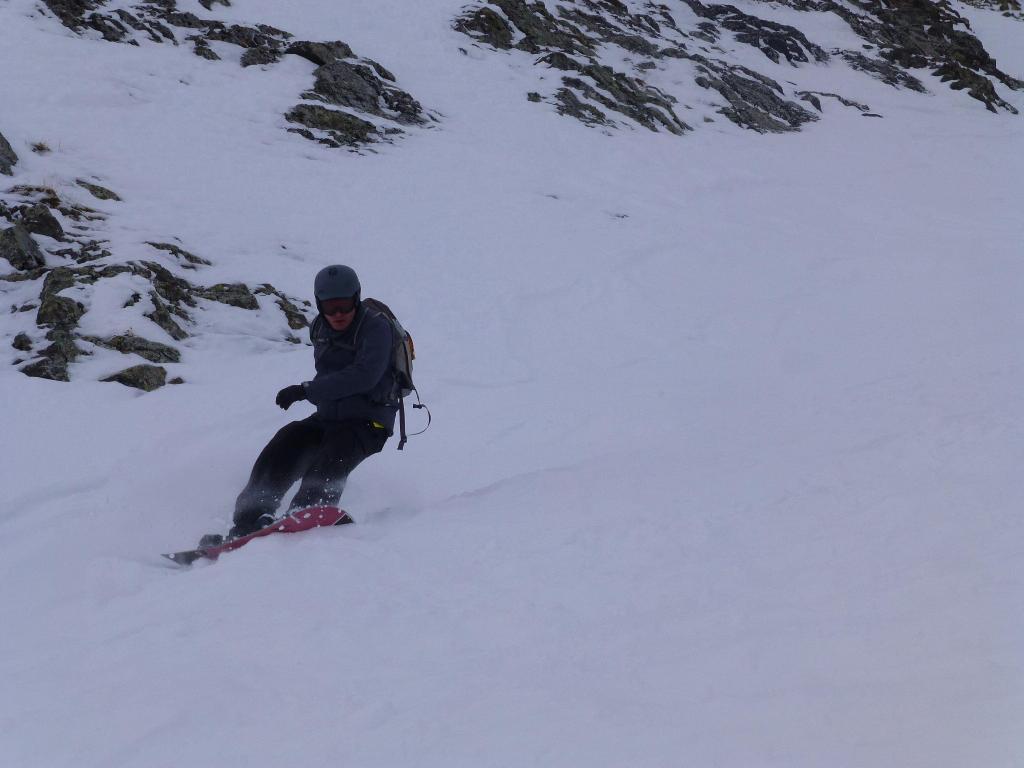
[360,298,428,450]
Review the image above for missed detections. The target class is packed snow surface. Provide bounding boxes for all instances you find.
[1,1,1022,766]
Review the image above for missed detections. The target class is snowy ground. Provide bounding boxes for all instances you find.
[1,1,1022,766]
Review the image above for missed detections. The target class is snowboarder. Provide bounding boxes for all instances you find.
[229,264,397,538]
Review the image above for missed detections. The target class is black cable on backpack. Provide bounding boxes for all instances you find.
[397,390,430,450]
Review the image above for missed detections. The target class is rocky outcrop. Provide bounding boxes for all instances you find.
[2,183,310,388]
[76,179,121,201]
[20,203,65,241]
[761,0,1021,112]
[102,364,167,391]
[0,131,17,175]
[39,0,434,149]
[0,225,45,270]
[85,334,181,363]
[455,0,1020,133]
[682,0,828,65]
[456,0,695,134]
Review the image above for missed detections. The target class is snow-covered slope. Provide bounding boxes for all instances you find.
[1,1,1022,766]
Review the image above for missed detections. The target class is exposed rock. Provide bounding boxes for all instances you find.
[304,59,425,125]
[255,284,310,329]
[102,364,168,391]
[797,91,871,112]
[544,55,691,134]
[85,333,181,363]
[240,46,282,67]
[840,50,927,92]
[20,203,65,241]
[455,1,691,135]
[21,356,70,382]
[693,59,819,132]
[454,6,516,49]
[139,261,197,306]
[0,225,46,270]
[814,0,1022,112]
[203,22,290,50]
[285,104,379,147]
[195,282,259,310]
[12,333,32,352]
[39,1,430,149]
[19,328,86,382]
[0,131,17,175]
[286,40,355,66]
[199,0,231,9]
[76,179,122,201]
[684,0,828,65]
[34,297,83,328]
[193,39,220,60]
[53,240,113,264]
[145,292,189,341]
[146,241,211,268]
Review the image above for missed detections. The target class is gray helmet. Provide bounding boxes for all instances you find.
[314,265,361,304]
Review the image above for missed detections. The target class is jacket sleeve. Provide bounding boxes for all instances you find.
[304,315,392,405]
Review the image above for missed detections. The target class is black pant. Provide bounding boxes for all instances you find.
[233,417,387,534]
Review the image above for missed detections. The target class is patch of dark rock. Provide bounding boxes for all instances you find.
[145,241,211,268]
[8,185,62,208]
[527,91,542,102]
[124,292,142,308]
[287,40,355,66]
[454,6,516,48]
[285,104,380,147]
[840,51,927,92]
[136,261,196,307]
[499,0,594,55]
[0,131,17,175]
[832,0,1021,111]
[20,203,65,241]
[54,240,112,264]
[255,284,310,329]
[20,328,86,382]
[86,333,181,363]
[164,11,208,29]
[145,292,189,340]
[557,7,660,56]
[305,59,425,125]
[682,0,828,65]
[797,90,871,112]
[0,225,46,270]
[193,39,220,60]
[102,364,167,391]
[563,63,691,134]
[196,282,259,310]
[113,7,173,43]
[934,59,1018,113]
[204,22,290,50]
[693,59,818,132]
[12,333,32,352]
[199,0,231,9]
[37,294,84,330]
[241,46,281,67]
[21,357,69,382]
[169,376,185,384]
[76,179,122,201]
[554,88,611,127]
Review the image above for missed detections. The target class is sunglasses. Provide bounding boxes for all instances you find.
[322,297,357,316]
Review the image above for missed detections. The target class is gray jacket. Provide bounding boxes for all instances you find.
[303,308,398,433]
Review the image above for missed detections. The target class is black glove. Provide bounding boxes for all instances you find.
[275,384,307,410]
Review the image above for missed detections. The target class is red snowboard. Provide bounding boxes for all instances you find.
[163,506,351,566]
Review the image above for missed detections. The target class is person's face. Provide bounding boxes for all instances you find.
[322,297,357,332]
